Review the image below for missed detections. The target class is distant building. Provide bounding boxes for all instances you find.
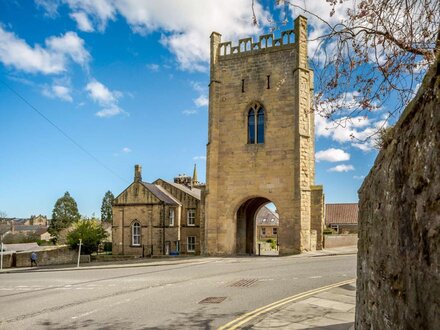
[256,206,279,241]
[325,203,358,234]
[112,165,205,256]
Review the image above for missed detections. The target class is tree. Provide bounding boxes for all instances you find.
[66,218,108,255]
[49,191,81,241]
[253,0,439,140]
[101,190,114,223]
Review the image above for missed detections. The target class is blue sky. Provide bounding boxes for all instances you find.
[0,1,380,218]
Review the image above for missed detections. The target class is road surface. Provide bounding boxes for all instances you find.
[0,254,356,329]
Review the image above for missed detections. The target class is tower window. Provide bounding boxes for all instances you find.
[267,75,270,89]
[242,79,245,93]
[248,103,265,144]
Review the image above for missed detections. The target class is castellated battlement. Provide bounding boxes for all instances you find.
[217,29,296,59]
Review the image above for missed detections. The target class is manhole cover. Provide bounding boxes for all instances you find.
[199,297,227,304]
[228,279,259,287]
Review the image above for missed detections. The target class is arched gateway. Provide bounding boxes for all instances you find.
[204,16,325,255]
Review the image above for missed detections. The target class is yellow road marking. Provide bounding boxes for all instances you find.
[218,278,356,330]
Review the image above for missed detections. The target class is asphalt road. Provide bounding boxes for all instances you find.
[0,254,356,329]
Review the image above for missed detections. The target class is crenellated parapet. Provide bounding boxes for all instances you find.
[217,29,296,59]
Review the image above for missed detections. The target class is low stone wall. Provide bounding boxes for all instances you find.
[0,252,14,268]
[15,247,77,267]
[355,57,440,329]
[323,234,357,248]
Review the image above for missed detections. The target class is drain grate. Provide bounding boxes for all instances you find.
[228,279,259,287]
[199,297,227,304]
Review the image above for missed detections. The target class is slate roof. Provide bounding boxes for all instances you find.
[256,206,279,226]
[14,225,47,232]
[141,182,180,206]
[325,203,358,225]
[160,180,201,200]
[3,243,41,252]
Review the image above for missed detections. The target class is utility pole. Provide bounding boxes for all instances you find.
[1,231,11,270]
[77,238,82,268]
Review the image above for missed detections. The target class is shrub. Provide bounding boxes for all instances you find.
[67,219,108,255]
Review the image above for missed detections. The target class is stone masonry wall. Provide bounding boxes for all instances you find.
[355,57,440,329]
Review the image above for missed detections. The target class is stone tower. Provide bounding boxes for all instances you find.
[205,16,324,255]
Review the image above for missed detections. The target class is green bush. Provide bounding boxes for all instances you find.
[67,219,108,255]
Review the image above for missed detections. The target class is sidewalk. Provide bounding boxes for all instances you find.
[250,281,356,329]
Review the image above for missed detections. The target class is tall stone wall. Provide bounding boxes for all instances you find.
[355,57,440,329]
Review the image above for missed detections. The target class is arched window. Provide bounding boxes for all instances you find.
[248,109,255,144]
[247,103,265,144]
[257,108,265,143]
[132,222,141,246]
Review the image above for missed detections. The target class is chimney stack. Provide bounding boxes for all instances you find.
[134,164,142,182]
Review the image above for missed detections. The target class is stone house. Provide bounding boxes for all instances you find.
[325,203,358,234]
[112,165,204,256]
[256,206,279,241]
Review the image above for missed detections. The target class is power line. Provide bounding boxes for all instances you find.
[1,79,128,184]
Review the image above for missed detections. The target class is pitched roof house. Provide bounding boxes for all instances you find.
[325,203,358,233]
[112,165,204,256]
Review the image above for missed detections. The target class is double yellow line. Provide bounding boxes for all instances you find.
[218,278,356,330]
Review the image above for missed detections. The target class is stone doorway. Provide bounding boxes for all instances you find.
[236,197,279,255]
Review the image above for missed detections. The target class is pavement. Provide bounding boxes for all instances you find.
[220,280,356,329]
[1,246,357,329]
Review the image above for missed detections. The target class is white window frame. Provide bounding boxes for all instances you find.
[169,208,175,226]
[187,236,196,252]
[132,222,141,246]
[187,209,196,226]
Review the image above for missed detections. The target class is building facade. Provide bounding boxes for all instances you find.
[205,16,324,255]
[112,165,204,256]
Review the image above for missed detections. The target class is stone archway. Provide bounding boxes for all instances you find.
[236,197,277,255]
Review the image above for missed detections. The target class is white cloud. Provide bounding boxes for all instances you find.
[191,81,208,108]
[315,113,387,151]
[43,84,73,102]
[315,148,350,162]
[194,95,208,107]
[328,164,355,172]
[86,80,117,105]
[95,105,124,118]
[182,109,197,116]
[122,147,131,153]
[35,0,60,17]
[70,12,94,32]
[0,27,89,74]
[193,156,206,161]
[146,63,160,72]
[353,175,365,180]
[64,0,269,71]
[86,79,125,117]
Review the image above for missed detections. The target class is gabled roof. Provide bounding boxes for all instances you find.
[156,179,201,200]
[256,206,279,226]
[325,203,358,224]
[141,182,180,205]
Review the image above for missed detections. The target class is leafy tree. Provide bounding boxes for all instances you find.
[49,191,81,241]
[252,0,439,139]
[101,190,114,223]
[67,218,108,254]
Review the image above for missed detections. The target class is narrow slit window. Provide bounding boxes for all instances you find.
[242,79,245,93]
[267,75,270,89]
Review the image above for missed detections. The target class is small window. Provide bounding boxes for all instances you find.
[132,222,141,246]
[248,109,255,144]
[187,209,196,226]
[261,228,266,235]
[273,228,277,235]
[187,236,196,252]
[169,208,175,226]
